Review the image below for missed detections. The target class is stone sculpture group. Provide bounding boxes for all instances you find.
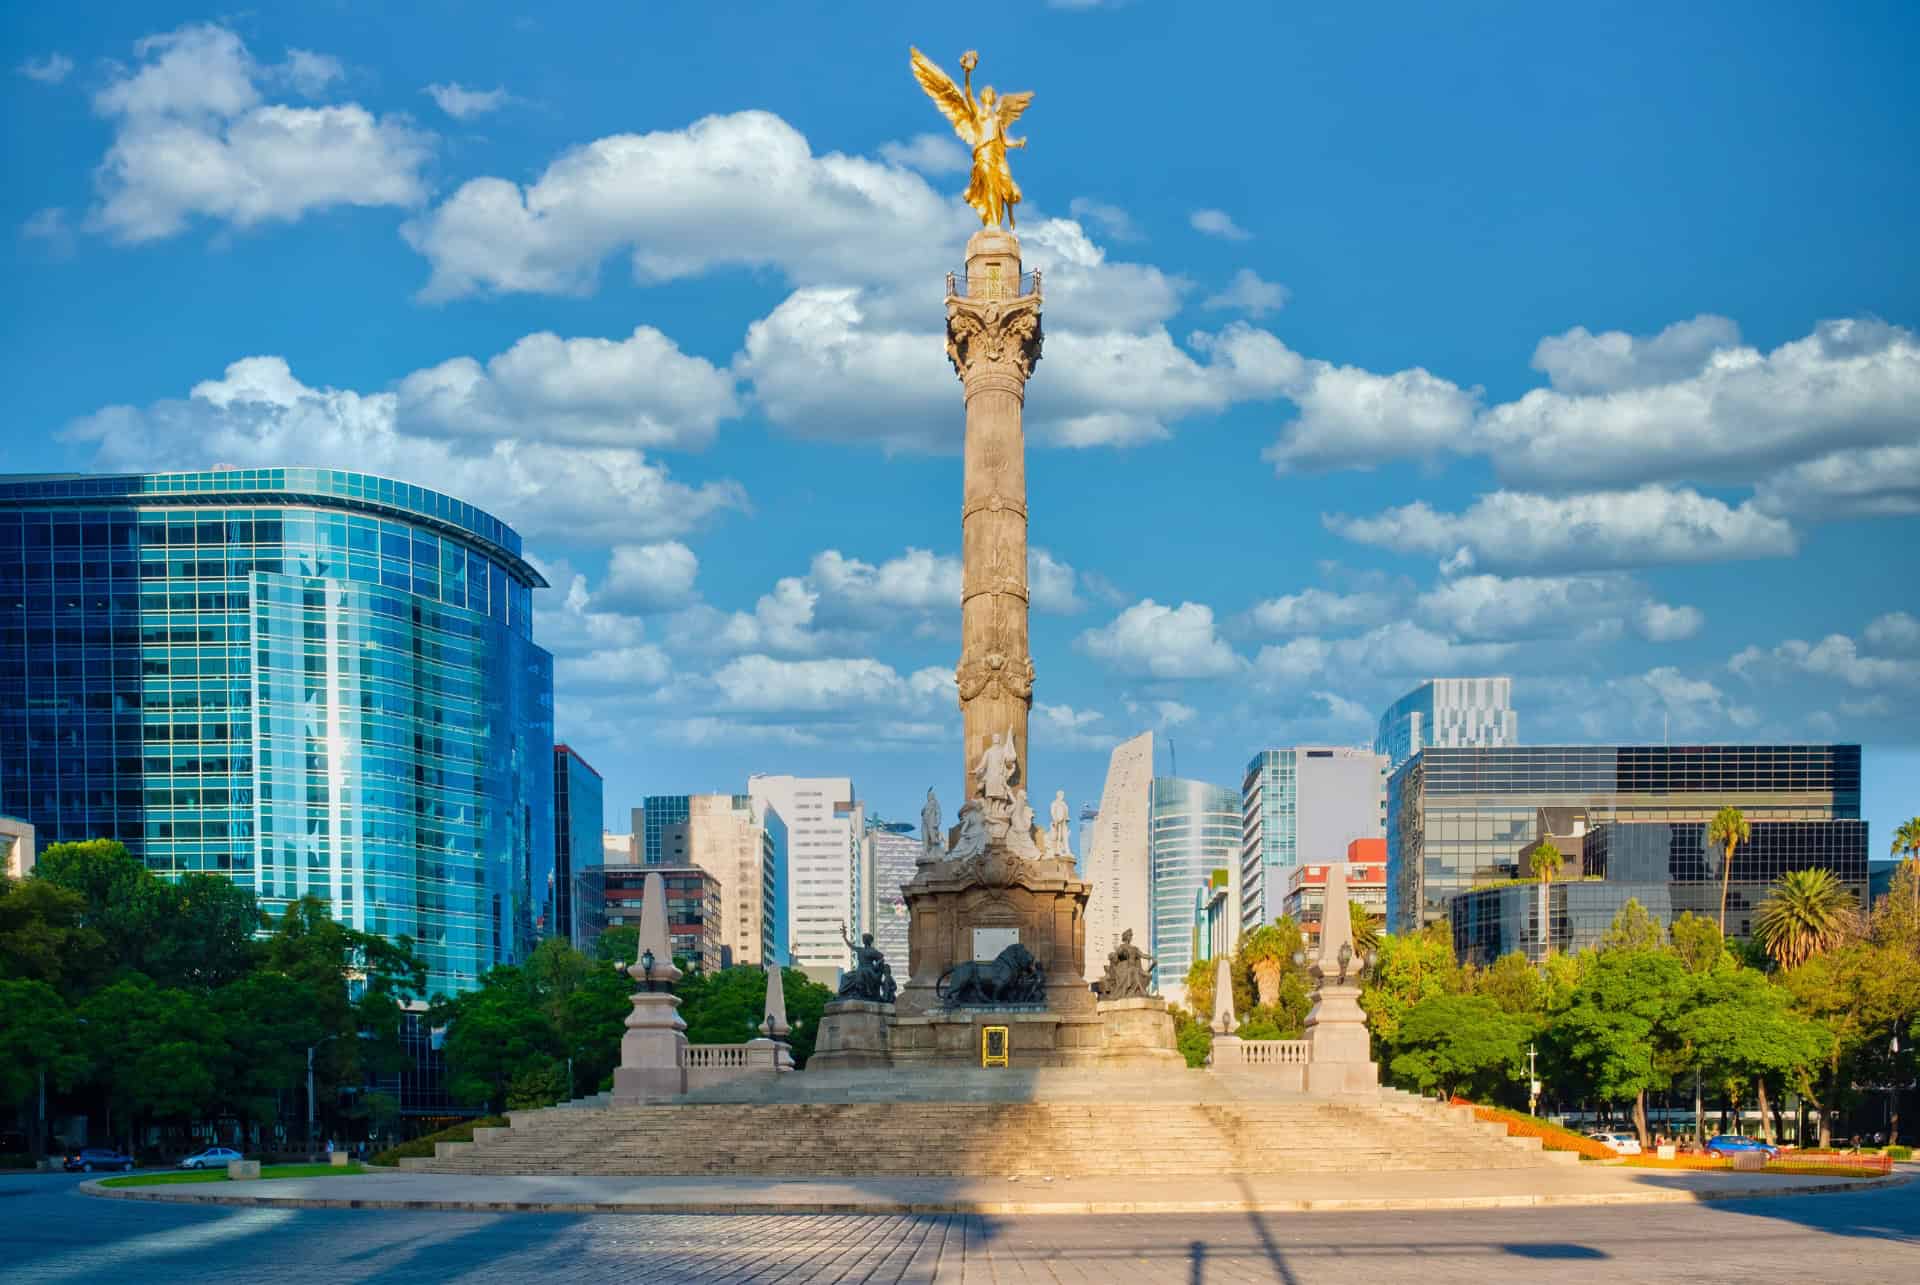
[837,926,898,1004]
[1095,928,1154,1000]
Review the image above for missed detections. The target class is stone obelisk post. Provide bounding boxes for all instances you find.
[946,229,1043,803]
[610,870,688,1103]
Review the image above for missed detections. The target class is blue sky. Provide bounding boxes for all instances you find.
[5,2,1917,851]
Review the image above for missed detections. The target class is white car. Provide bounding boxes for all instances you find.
[179,1146,242,1170]
[1587,1132,1643,1156]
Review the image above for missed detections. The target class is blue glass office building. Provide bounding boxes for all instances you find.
[1149,776,1241,993]
[0,470,555,996]
[553,744,604,945]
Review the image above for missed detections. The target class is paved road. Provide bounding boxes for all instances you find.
[4,1170,1916,1283]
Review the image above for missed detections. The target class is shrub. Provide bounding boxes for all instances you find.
[369,1116,505,1166]
[1887,1145,1912,1161]
[1452,1098,1620,1160]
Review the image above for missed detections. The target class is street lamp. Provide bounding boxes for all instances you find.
[640,948,656,992]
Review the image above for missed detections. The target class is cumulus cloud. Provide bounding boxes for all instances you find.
[19,53,75,84]
[398,325,740,450]
[556,644,672,688]
[709,655,952,714]
[1328,486,1798,571]
[597,543,699,612]
[1037,702,1117,749]
[878,132,968,174]
[1865,612,1920,653]
[1078,600,1244,679]
[1413,573,1702,644]
[1028,548,1085,613]
[1636,602,1705,642]
[1530,315,1743,394]
[1203,268,1289,318]
[425,82,511,119]
[1263,361,1482,474]
[89,23,431,243]
[1249,588,1395,635]
[1753,443,1920,518]
[1253,622,1512,690]
[1731,633,1920,690]
[1190,208,1251,240]
[62,355,745,542]
[1067,197,1142,243]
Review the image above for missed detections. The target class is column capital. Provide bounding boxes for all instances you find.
[946,294,1044,383]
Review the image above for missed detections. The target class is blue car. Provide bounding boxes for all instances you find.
[1705,1134,1779,1160]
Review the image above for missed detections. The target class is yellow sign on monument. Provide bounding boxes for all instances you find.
[981,1025,1010,1068]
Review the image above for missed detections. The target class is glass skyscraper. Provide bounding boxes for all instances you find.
[0,469,555,996]
[1239,746,1384,933]
[1387,744,1862,931]
[1149,776,1241,997]
[552,744,604,945]
[1374,678,1518,773]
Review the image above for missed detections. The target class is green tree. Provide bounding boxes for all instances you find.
[77,975,224,1145]
[1867,858,1920,958]
[432,965,561,1112]
[1388,994,1535,1102]
[0,978,88,1157]
[675,964,834,1066]
[0,876,106,995]
[1238,920,1301,1009]
[1530,839,1564,953]
[1670,912,1727,975]
[1475,951,1548,1017]
[1171,1006,1213,1068]
[1350,901,1381,956]
[1754,868,1857,970]
[1361,923,1465,1054]
[1676,966,1826,1144]
[1554,945,1688,1146]
[1780,940,1920,1146]
[1892,817,1920,862]
[1600,898,1665,953]
[207,969,330,1130]
[1710,805,1752,937]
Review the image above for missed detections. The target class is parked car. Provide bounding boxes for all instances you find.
[178,1147,242,1170]
[1587,1131,1643,1156]
[1705,1134,1779,1160]
[63,1147,134,1173]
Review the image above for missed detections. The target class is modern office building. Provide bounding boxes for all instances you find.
[601,831,637,865]
[1240,746,1385,933]
[551,744,603,944]
[1281,837,1389,942]
[1192,870,1232,965]
[748,774,862,971]
[1084,732,1154,985]
[655,792,785,967]
[1583,817,1869,938]
[866,821,921,971]
[1452,880,1674,966]
[0,469,554,996]
[1388,744,1863,931]
[641,795,691,866]
[0,814,35,878]
[1148,776,1241,1002]
[1374,678,1518,774]
[574,863,724,972]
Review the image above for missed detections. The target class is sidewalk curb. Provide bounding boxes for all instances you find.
[79,1171,1909,1216]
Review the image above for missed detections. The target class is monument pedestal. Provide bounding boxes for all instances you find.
[888,1008,1107,1067]
[1303,983,1379,1095]
[811,999,896,1070]
[1095,996,1183,1065]
[611,990,688,1103]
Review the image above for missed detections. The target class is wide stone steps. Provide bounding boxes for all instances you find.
[415,1097,1567,1178]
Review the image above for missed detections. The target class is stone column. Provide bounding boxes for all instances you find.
[611,870,688,1103]
[947,230,1043,804]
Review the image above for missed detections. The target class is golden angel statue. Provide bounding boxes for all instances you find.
[909,47,1034,229]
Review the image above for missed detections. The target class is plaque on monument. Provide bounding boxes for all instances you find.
[982,1025,1009,1067]
[972,926,1021,960]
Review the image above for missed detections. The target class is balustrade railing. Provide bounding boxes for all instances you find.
[946,268,1042,300]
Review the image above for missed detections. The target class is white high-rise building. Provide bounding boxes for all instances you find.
[661,793,783,967]
[1083,732,1154,985]
[1374,678,1518,773]
[1240,746,1387,932]
[748,774,863,973]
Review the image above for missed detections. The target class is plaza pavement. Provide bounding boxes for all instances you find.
[81,1162,1907,1215]
[5,1167,1917,1283]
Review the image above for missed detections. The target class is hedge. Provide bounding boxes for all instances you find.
[1451,1098,1620,1160]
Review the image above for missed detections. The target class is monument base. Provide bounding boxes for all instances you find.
[810,999,896,1070]
[1302,982,1379,1096]
[888,1008,1109,1067]
[610,992,688,1104]
[1094,996,1184,1065]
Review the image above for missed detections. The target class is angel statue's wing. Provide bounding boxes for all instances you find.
[910,47,975,139]
[995,90,1034,130]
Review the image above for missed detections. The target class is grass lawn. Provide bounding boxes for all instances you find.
[100,1163,366,1188]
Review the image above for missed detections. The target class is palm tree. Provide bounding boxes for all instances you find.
[1350,901,1381,956]
[1530,839,1564,954]
[1754,868,1856,969]
[1709,805,1751,936]
[1240,924,1288,1008]
[1894,816,1920,861]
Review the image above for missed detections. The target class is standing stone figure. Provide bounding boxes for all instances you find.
[920,788,942,860]
[975,729,1017,804]
[1098,928,1155,1000]
[1049,790,1072,858]
[837,925,896,1004]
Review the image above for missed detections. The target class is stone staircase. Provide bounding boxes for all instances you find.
[411,1071,1574,1178]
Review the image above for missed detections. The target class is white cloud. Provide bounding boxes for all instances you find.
[63,355,745,542]
[19,53,75,84]
[280,50,343,98]
[1636,602,1705,642]
[22,207,74,255]
[1254,622,1512,691]
[709,655,952,714]
[598,543,699,612]
[1634,667,1757,734]
[397,325,740,450]
[1329,486,1798,571]
[425,82,510,119]
[810,548,958,618]
[878,132,968,174]
[1865,612,1920,653]
[1037,702,1116,749]
[1313,691,1373,727]
[1078,600,1244,679]
[1250,588,1394,635]
[1028,548,1084,613]
[1263,361,1482,474]
[1530,315,1742,394]
[1482,317,1920,489]
[1203,268,1289,318]
[1068,197,1142,243]
[1190,208,1250,241]
[556,644,672,688]
[1753,444,1920,518]
[89,24,431,243]
[1731,634,1920,690]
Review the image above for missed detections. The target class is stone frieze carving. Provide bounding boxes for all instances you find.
[955,650,1035,703]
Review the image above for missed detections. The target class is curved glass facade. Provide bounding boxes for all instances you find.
[1149,776,1241,996]
[0,469,554,996]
